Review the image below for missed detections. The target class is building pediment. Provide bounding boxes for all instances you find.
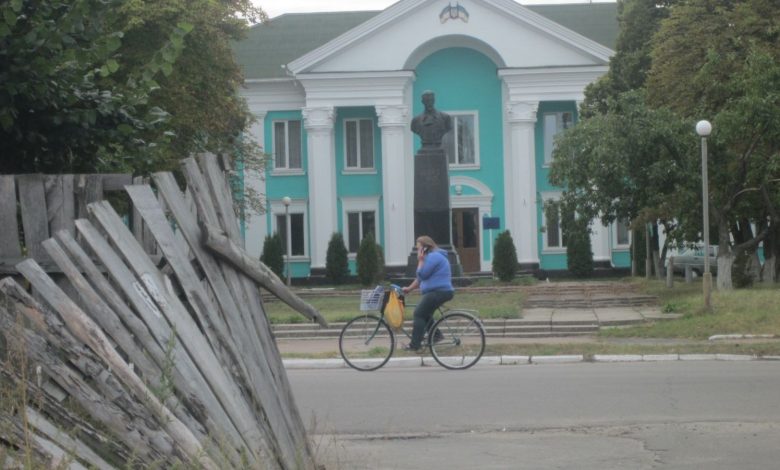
[287,0,614,75]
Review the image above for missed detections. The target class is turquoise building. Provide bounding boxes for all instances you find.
[233,0,631,278]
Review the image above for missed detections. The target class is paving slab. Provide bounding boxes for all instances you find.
[551,308,597,324]
[519,308,553,322]
[594,307,644,323]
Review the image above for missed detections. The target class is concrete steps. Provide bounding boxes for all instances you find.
[271,318,608,340]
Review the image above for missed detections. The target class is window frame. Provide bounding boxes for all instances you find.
[444,111,480,169]
[613,218,631,250]
[541,194,566,252]
[543,111,574,167]
[271,119,303,174]
[341,196,381,257]
[269,199,309,260]
[343,118,376,173]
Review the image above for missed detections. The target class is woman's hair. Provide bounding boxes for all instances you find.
[416,235,438,250]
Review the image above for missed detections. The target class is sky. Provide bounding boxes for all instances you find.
[256,0,614,18]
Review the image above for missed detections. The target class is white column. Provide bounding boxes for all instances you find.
[244,113,267,258]
[505,101,539,266]
[302,106,336,270]
[591,220,611,263]
[376,105,410,268]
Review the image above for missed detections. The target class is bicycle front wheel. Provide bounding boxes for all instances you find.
[339,314,395,371]
[430,311,486,370]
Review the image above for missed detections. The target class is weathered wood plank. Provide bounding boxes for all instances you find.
[42,238,165,393]
[124,184,226,358]
[152,173,308,467]
[45,175,75,237]
[203,224,326,326]
[75,174,104,219]
[86,201,271,465]
[27,408,115,470]
[14,259,218,469]
[185,156,316,468]
[17,174,50,260]
[73,219,247,467]
[0,175,21,258]
[0,278,174,466]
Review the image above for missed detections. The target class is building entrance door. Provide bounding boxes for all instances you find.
[452,208,480,273]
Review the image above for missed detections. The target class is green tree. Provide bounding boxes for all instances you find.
[356,233,380,286]
[260,233,284,280]
[325,232,350,285]
[0,0,190,173]
[492,230,518,282]
[561,0,681,276]
[0,0,265,177]
[647,0,780,288]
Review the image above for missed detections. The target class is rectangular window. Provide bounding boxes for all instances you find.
[346,210,376,253]
[344,119,374,170]
[615,218,630,247]
[543,111,573,165]
[545,205,565,249]
[443,113,477,167]
[273,120,302,170]
[276,213,305,256]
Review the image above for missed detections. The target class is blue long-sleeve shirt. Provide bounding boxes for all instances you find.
[417,248,454,294]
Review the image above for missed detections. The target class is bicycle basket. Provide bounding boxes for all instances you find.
[360,285,385,311]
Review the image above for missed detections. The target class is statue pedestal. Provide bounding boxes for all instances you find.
[406,146,462,277]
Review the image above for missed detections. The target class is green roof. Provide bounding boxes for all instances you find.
[235,4,618,80]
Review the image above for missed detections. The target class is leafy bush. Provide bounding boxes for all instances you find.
[356,233,381,286]
[492,230,518,282]
[260,233,285,279]
[557,202,593,278]
[325,232,350,284]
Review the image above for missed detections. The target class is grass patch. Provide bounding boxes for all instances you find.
[264,286,524,324]
[599,279,780,340]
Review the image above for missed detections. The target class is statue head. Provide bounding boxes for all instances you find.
[421,91,435,112]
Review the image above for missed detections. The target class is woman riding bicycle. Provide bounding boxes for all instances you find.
[402,235,454,352]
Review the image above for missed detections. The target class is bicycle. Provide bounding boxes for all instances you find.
[339,285,486,371]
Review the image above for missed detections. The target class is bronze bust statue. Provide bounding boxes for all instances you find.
[411,91,452,148]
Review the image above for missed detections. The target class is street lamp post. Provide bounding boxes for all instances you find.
[696,120,712,310]
[282,196,292,286]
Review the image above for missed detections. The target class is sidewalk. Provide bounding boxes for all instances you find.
[275,306,780,368]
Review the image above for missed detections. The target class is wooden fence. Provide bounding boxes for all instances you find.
[0,156,324,469]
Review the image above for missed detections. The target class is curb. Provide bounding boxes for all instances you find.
[283,353,780,370]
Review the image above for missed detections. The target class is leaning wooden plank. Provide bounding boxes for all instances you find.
[174,163,315,464]
[0,413,90,470]
[191,157,318,469]
[151,173,312,467]
[0,175,22,258]
[73,219,248,467]
[42,238,167,392]
[203,223,326,327]
[27,408,115,470]
[17,174,50,261]
[125,184,226,355]
[0,279,173,466]
[86,202,274,465]
[14,260,220,470]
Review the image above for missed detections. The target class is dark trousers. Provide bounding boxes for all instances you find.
[410,290,454,348]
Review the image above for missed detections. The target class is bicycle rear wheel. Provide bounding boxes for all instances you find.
[339,314,395,371]
[429,311,485,370]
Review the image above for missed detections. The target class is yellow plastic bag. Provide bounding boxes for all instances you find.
[383,289,405,330]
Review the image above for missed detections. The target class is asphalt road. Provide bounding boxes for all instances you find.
[289,361,780,469]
